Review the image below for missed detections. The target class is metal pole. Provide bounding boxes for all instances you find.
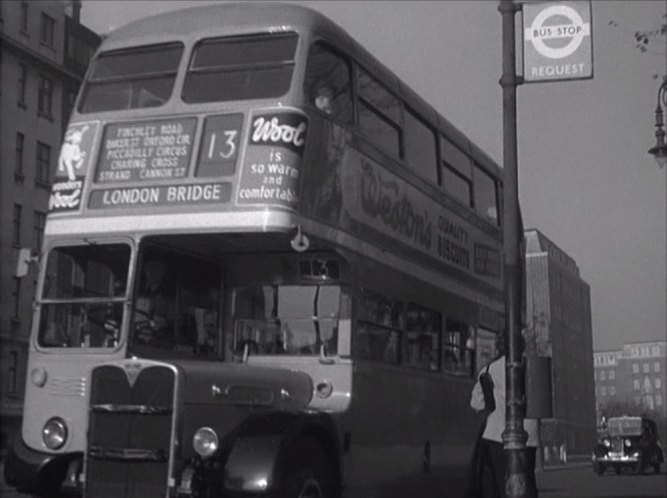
[499,1,529,497]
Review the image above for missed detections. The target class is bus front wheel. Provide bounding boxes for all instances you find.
[282,439,334,498]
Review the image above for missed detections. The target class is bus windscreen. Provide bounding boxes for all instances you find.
[38,244,130,349]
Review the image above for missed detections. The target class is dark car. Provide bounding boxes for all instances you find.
[592,416,664,475]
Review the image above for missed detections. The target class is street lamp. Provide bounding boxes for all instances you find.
[648,76,667,168]
[648,76,667,398]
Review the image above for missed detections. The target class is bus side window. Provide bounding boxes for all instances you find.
[444,319,475,376]
[304,42,352,123]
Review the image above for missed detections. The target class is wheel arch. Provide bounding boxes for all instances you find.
[220,410,342,496]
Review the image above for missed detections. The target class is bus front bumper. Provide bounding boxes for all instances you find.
[3,437,82,497]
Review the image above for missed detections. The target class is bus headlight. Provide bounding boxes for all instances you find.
[43,417,68,450]
[193,427,219,458]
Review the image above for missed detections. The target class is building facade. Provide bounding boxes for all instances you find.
[594,341,667,435]
[524,229,596,457]
[0,0,99,462]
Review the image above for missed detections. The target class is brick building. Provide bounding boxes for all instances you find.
[594,341,667,435]
[0,0,99,462]
[524,228,597,457]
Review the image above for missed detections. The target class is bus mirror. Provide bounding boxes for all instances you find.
[16,248,39,278]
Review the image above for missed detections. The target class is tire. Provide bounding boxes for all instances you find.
[653,462,661,474]
[281,438,335,498]
[594,463,604,476]
[614,465,621,475]
[636,460,645,475]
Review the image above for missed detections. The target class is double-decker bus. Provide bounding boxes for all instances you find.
[5,3,505,498]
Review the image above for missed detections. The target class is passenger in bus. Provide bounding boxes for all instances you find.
[134,258,175,347]
[469,337,539,498]
[313,85,334,114]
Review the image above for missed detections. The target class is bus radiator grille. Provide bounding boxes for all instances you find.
[84,364,175,498]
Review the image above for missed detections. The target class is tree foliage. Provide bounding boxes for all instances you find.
[609,13,666,79]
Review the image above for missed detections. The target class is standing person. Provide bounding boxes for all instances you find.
[470,340,539,498]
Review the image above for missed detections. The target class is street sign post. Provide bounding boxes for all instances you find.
[500,1,593,496]
[523,1,593,83]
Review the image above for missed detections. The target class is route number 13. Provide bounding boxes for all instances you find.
[197,113,243,177]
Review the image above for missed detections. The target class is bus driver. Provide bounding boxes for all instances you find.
[134,258,175,346]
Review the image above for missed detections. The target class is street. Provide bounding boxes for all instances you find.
[538,463,667,498]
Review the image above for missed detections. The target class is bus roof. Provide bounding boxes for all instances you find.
[100,2,501,179]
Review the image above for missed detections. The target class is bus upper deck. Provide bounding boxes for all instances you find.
[50,4,501,241]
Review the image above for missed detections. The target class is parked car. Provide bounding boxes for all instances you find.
[592,416,664,475]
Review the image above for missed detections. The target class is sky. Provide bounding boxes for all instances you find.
[79,0,667,352]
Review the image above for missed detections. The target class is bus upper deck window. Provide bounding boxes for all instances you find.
[79,43,183,113]
[304,42,352,123]
[183,33,298,103]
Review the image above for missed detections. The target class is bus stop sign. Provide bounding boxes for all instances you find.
[523,1,592,82]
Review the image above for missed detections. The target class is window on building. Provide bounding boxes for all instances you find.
[64,89,77,126]
[657,395,663,407]
[20,2,28,32]
[13,204,22,246]
[609,369,615,380]
[33,211,46,250]
[40,13,55,46]
[600,386,607,396]
[38,75,54,117]
[17,63,27,105]
[656,378,662,389]
[654,361,661,372]
[404,108,437,183]
[600,370,606,381]
[15,132,25,175]
[643,362,650,373]
[609,386,616,395]
[633,363,639,374]
[8,351,19,394]
[633,379,640,390]
[12,277,21,318]
[644,395,654,410]
[36,141,51,184]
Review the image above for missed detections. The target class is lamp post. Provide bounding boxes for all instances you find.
[499,1,529,497]
[648,76,667,168]
[648,76,667,374]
